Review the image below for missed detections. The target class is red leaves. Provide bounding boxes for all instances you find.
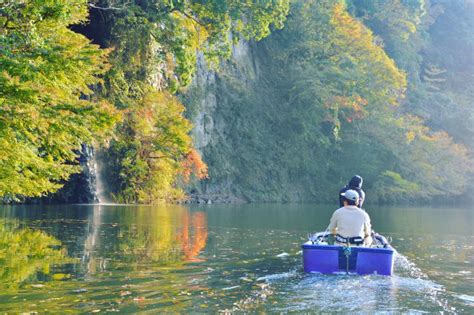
[180,149,209,183]
[324,94,369,124]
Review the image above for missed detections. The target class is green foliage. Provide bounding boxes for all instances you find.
[2,0,470,204]
[0,219,71,289]
[347,0,427,76]
[96,0,289,203]
[0,0,117,199]
[0,0,289,202]
[185,0,472,203]
[192,0,407,201]
[98,0,289,90]
[348,0,474,201]
[106,91,194,203]
[418,1,474,152]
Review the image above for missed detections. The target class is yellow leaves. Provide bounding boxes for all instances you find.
[172,11,210,51]
[332,3,364,41]
[0,0,116,198]
[330,2,407,104]
[166,10,210,88]
[115,91,206,203]
[402,20,417,35]
[406,131,416,143]
[51,273,70,281]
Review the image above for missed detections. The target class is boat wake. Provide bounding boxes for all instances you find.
[256,269,299,282]
[393,251,428,279]
[233,252,458,313]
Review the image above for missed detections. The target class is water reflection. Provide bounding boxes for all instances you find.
[0,204,472,313]
[0,205,210,277]
[73,205,210,274]
[0,219,71,289]
[180,211,208,262]
[0,205,210,313]
[83,205,103,275]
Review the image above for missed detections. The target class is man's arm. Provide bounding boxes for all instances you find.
[327,211,338,235]
[358,189,366,208]
[363,213,372,245]
[363,213,371,236]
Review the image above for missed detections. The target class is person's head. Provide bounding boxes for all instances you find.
[341,189,359,206]
[348,175,363,189]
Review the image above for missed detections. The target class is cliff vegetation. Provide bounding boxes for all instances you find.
[1,0,472,204]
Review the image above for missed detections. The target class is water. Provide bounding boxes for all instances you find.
[0,204,472,313]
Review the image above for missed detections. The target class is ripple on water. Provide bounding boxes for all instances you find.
[232,252,460,314]
[261,272,452,313]
[455,294,474,305]
[256,269,298,282]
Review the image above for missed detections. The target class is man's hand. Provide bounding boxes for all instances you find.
[327,234,336,245]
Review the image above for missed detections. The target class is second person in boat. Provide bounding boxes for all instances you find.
[339,175,365,208]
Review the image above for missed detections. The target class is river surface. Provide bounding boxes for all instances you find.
[0,204,472,313]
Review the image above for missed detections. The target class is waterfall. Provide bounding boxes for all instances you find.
[91,149,111,204]
[84,145,111,204]
[82,144,98,203]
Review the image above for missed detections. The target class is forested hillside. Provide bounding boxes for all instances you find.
[1,0,472,204]
[185,0,473,203]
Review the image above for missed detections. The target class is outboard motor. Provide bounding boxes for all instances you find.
[373,233,390,248]
[308,231,330,244]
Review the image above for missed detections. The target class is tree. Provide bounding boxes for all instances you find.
[106,91,208,203]
[0,0,117,199]
[183,0,472,202]
[91,0,289,202]
[349,0,474,201]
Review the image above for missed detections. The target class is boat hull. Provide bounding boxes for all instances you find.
[302,242,394,276]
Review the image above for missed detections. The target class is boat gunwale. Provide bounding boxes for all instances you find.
[302,242,394,254]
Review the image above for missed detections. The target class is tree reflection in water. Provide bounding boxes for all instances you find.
[0,219,71,289]
[0,205,210,313]
[82,205,209,272]
[0,205,209,286]
[180,211,208,262]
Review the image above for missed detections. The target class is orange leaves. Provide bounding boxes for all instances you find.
[324,94,369,123]
[180,211,208,262]
[333,94,368,112]
[180,149,209,184]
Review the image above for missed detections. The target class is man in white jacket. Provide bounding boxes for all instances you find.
[327,189,372,246]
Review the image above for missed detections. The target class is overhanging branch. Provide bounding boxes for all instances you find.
[88,1,131,11]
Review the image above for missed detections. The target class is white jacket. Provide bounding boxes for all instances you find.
[327,206,371,239]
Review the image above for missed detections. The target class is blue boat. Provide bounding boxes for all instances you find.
[302,232,395,276]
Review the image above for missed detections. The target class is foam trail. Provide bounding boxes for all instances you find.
[257,269,298,282]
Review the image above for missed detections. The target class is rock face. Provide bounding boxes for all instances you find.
[190,40,259,148]
[191,53,218,152]
[38,144,98,204]
[183,40,260,203]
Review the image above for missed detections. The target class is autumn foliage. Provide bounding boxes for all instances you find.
[181,149,209,184]
[180,211,208,262]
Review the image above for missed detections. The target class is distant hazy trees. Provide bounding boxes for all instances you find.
[192,0,472,203]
